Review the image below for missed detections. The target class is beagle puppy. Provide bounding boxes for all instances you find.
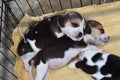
[69,21,120,80]
[69,46,120,80]
[29,20,109,80]
[17,11,86,71]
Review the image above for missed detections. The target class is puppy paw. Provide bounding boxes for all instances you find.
[68,61,77,68]
[24,64,30,71]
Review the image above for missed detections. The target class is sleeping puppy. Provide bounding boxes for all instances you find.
[69,46,120,80]
[68,22,120,80]
[84,20,110,46]
[29,20,110,80]
[17,11,86,70]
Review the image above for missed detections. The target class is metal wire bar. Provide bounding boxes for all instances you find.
[80,0,83,7]
[0,40,16,57]
[0,50,15,66]
[25,0,35,16]
[59,0,63,10]
[0,17,12,33]
[0,1,3,41]
[1,1,3,26]
[48,0,54,12]
[70,0,73,8]
[91,0,93,5]
[6,17,16,28]
[8,9,19,24]
[0,7,17,28]
[37,0,44,14]
[1,30,13,44]
[2,9,15,28]
[2,0,19,24]
[99,0,101,4]
[0,64,17,79]
[14,0,24,16]
[0,76,5,80]
[5,3,12,33]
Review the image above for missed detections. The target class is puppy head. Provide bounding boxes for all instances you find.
[84,20,110,45]
[58,11,86,41]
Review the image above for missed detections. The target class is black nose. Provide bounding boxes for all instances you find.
[108,36,110,39]
[77,32,82,38]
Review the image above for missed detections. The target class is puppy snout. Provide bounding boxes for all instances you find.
[77,32,82,38]
[103,36,110,41]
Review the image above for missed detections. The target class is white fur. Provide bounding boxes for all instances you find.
[35,61,48,80]
[34,46,95,80]
[29,65,34,80]
[48,46,97,69]
[61,19,85,41]
[69,60,78,68]
[92,52,112,80]
[92,71,112,80]
[69,45,112,80]
[84,34,109,45]
[48,47,81,68]
[21,39,41,70]
[83,49,102,66]
[55,32,64,38]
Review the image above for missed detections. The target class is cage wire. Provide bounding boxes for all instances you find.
[0,0,119,80]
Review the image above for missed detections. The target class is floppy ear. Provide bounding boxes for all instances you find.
[84,21,91,34]
[57,15,65,27]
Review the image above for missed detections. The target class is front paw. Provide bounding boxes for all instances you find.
[24,64,31,71]
[68,61,77,68]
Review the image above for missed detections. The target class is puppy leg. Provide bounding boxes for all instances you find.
[29,60,35,80]
[68,60,78,68]
[69,52,84,68]
[21,39,41,70]
[35,61,48,80]
[43,69,50,80]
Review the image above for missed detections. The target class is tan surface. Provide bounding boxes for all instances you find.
[11,1,120,80]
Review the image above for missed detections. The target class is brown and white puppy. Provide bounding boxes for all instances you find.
[28,20,109,80]
[17,12,86,72]
[69,21,115,80]
[84,20,110,45]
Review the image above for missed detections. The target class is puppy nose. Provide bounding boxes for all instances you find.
[104,36,110,41]
[77,32,82,38]
[108,36,110,39]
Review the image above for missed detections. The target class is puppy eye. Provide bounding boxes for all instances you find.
[99,29,104,33]
[71,23,79,27]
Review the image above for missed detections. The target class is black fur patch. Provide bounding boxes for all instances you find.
[76,58,98,74]
[99,29,105,33]
[84,21,91,34]
[100,54,120,76]
[101,77,120,80]
[17,40,33,56]
[92,52,103,62]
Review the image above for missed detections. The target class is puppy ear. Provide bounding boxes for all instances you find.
[84,21,91,34]
[57,15,65,27]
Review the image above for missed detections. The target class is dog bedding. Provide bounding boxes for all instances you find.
[11,1,120,80]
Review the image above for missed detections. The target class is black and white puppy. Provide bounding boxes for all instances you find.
[69,46,120,80]
[17,11,86,71]
[69,21,120,80]
[29,20,110,80]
